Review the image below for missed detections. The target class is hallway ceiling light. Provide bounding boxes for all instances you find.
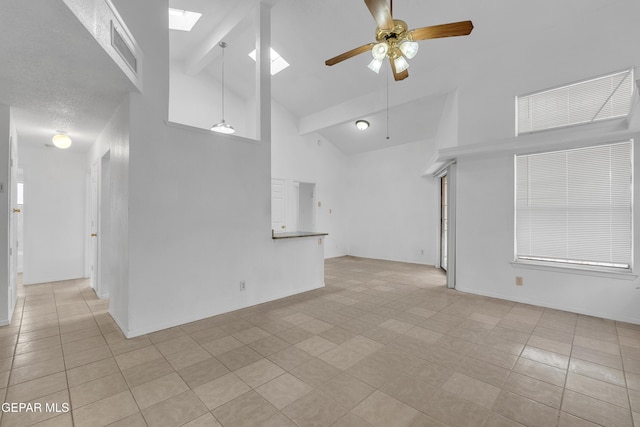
[168,8,202,32]
[248,47,290,75]
[355,120,370,130]
[211,41,235,134]
[52,132,72,149]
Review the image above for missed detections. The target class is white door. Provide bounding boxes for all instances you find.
[97,153,110,299]
[16,169,23,273]
[89,161,99,290]
[271,178,286,233]
[8,137,18,315]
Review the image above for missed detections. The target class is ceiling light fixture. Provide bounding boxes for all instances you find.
[355,120,370,130]
[211,41,235,135]
[52,132,72,149]
[365,20,419,75]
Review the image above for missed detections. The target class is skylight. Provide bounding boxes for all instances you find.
[248,48,290,75]
[168,8,202,32]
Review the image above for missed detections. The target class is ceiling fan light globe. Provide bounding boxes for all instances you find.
[394,56,410,73]
[367,58,384,73]
[371,42,389,60]
[399,40,419,59]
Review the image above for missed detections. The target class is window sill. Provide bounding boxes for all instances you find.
[511,260,637,280]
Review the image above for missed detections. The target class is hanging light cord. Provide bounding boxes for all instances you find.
[386,66,390,140]
[220,41,226,121]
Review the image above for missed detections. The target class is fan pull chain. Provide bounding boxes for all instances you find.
[386,66,390,140]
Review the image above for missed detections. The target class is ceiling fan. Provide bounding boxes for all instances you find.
[325,0,473,81]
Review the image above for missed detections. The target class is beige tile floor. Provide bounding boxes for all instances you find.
[1,256,639,426]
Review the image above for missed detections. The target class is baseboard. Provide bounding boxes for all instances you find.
[122,281,326,339]
[455,285,640,325]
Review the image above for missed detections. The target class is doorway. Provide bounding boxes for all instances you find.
[97,152,111,299]
[88,152,111,299]
[294,182,316,232]
[440,175,448,271]
[16,169,24,274]
[439,164,457,289]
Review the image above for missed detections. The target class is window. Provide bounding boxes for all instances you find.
[517,69,634,135]
[515,140,633,270]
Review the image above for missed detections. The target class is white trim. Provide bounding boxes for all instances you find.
[511,261,637,280]
[455,285,640,325]
[164,121,260,144]
[439,118,632,161]
[121,282,325,339]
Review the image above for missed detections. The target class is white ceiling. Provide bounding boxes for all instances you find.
[0,1,135,152]
[0,0,632,155]
[168,0,624,153]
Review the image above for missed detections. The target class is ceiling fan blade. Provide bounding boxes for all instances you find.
[364,0,394,30]
[410,20,474,41]
[325,43,374,66]
[390,58,408,81]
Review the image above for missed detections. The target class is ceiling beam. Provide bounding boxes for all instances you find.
[184,1,254,76]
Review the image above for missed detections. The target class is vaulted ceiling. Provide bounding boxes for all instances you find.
[169,0,627,153]
[0,0,634,154]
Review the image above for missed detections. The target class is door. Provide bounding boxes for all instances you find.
[271,178,286,233]
[16,169,23,273]
[440,175,448,270]
[97,152,110,299]
[8,136,18,315]
[89,161,99,290]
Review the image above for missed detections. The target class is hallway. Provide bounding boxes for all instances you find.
[0,257,638,426]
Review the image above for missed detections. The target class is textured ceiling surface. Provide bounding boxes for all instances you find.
[0,1,134,152]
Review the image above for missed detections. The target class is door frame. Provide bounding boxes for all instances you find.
[8,135,18,318]
[97,151,111,299]
[436,163,456,289]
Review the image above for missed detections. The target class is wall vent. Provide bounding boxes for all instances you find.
[111,21,137,74]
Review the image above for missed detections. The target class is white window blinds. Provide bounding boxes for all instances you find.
[515,141,633,269]
[517,69,634,135]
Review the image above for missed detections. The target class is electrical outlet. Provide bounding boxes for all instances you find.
[240,281,246,291]
[515,276,523,286]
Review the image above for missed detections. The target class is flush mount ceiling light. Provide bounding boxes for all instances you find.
[168,8,202,32]
[52,132,72,149]
[248,47,290,75]
[355,120,370,130]
[211,41,235,134]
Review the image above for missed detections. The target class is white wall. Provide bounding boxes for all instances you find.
[19,146,86,284]
[87,97,131,332]
[169,61,254,139]
[454,130,640,324]
[0,105,11,324]
[456,2,640,147]
[112,0,325,337]
[347,141,439,266]
[271,101,348,258]
[440,0,640,323]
